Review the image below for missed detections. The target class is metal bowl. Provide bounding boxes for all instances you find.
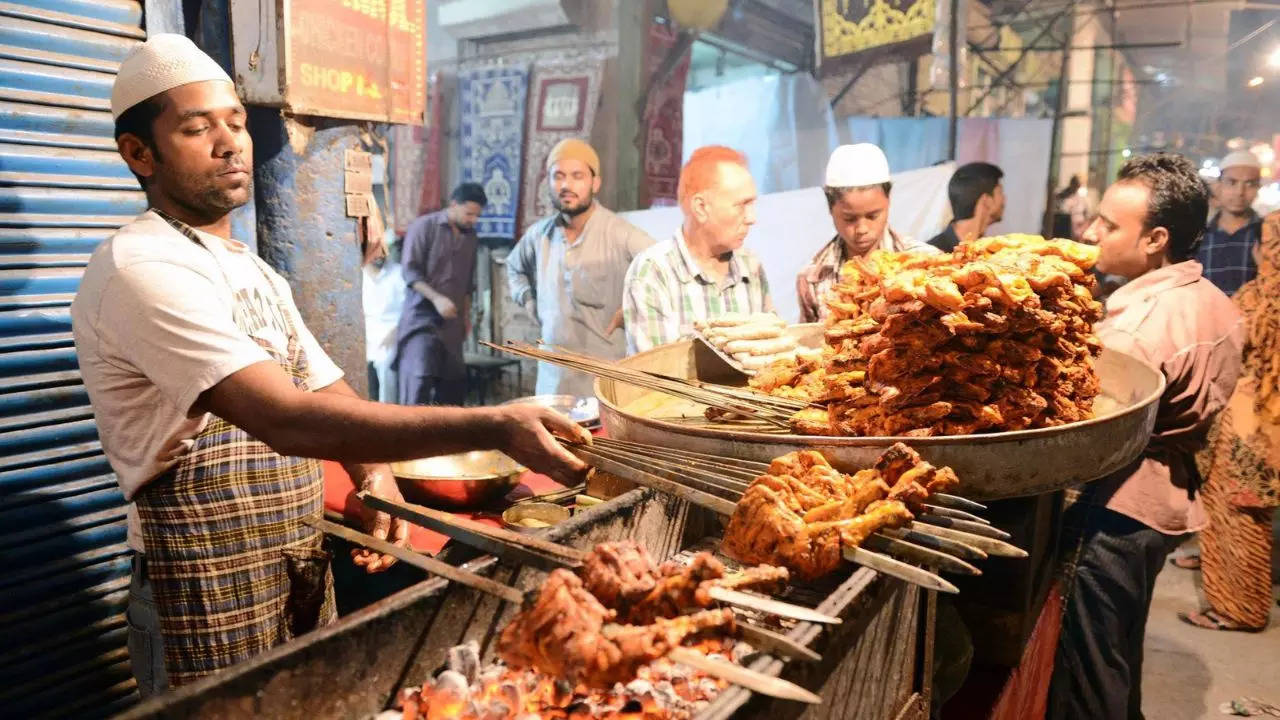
[502,502,571,533]
[501,394,600,427]
[390,450,526,509]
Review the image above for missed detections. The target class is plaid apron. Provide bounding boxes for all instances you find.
[134,212,336,686]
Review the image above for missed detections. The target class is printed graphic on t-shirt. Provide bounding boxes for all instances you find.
[233,285,294,362]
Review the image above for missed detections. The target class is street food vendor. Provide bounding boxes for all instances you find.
[1047,153,1245,720]
[70,35,589,695]
[796,143,938,323]
[623,145,773,353]
[507,139,655,395]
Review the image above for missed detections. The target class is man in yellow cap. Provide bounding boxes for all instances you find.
[507,139,655,395]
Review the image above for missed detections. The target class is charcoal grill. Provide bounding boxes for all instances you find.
[115,489,932,720]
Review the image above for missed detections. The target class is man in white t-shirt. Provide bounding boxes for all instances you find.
[71,34,589,694]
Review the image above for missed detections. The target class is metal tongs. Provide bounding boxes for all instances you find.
[308,517,821,705]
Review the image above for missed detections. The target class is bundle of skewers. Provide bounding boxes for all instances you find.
[487,341,811,429]
[563,438,1023,592]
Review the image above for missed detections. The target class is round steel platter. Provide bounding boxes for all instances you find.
[596,333,1164,500]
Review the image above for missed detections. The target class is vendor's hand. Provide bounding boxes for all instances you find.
[350,464,411,573]
[605,308,624,336]
[493,405,590,485]
[434,295,459,320]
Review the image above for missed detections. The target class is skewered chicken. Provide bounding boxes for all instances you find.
[497,569,737,688]
[722,443,959,580]
[579,541,788,625]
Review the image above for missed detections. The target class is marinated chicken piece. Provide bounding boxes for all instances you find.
[723,483,845,580]
[578,541,791,625]
[723,445,966,579]
[498,569,739,689]
[790,407,834,435]
[579,541,658,610]
[830,500,914,547]
[757,234,1101,437]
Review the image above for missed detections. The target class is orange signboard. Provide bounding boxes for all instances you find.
[285,0,426,125]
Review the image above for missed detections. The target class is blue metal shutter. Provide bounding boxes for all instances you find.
[0,0,145,715]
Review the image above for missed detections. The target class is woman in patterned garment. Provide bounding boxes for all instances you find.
[1180,210,1280,632]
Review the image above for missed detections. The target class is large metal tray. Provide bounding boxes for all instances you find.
[596,329,1165,500]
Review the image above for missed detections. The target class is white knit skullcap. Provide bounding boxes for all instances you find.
[111,34,234,120]
[1219,150,1261,172]
[825,143,891,188]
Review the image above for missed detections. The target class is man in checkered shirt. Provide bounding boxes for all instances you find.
[623,146,774,354]
[1197,150,1263,296]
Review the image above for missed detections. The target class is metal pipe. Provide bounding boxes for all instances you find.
[948,0,959,160]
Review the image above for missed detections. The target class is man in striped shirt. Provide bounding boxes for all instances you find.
[623,146,773,354]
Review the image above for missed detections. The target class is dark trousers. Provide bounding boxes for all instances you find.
[397,331,466,406]
[1048,506,1186,720]
[126,553,168,697]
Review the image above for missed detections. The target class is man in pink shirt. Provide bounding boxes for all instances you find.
[1048,153,1245,719]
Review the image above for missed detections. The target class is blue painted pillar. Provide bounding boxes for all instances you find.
[250,110,369,397]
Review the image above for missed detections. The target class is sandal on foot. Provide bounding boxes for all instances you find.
[1178,609,1263,633]
[1170,554,1201,569]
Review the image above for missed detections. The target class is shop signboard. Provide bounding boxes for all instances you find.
[816,0,936,75]
[233,0,427,124]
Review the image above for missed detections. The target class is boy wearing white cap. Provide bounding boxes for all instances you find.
[71,35,589,692]
[1197,149,1264,296]
[796,144,937,323]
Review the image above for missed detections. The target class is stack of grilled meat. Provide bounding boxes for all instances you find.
[722,443,958,580]
[497,541,787,688]
[753,234,1104,437]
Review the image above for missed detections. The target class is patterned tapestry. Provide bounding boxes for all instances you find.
[390,73,447,234]
[390,123,425,234]
[643,25,691,206]
[519,60,605,229]
[459,65,530,239]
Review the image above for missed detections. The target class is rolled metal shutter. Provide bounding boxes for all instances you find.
[0,0,145,715]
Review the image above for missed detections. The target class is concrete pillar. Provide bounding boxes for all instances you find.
[250,111,370,397]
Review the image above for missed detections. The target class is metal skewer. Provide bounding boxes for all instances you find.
[306,517,526,604]
[913,514,1011,539]
[921,503,991,525]
[489,342,803,427]
[586,441,998,545]
[567,444,976,593]
[905,522,1027,558]
[929,492,988,513]
[357,492,584,572]
[312,519,819,703]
